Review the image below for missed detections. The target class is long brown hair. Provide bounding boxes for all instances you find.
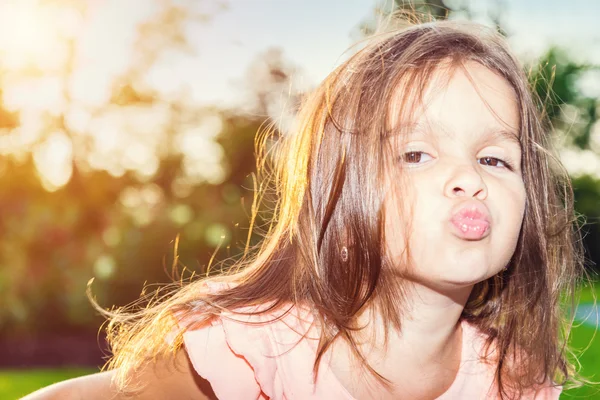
[99,20,586,398]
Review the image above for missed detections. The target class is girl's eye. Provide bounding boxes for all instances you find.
[479,156,512,170]
[402,151,433,164]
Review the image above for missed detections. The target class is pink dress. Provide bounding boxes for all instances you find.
[182,284,561,399]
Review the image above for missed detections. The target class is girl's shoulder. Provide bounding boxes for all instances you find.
[180,280,353,400]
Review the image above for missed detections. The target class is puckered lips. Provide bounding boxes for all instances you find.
[449,201,491,240]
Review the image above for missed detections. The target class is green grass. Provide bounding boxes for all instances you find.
[562,280,600,399]
[562,323,600,399]
[0,368,98,400]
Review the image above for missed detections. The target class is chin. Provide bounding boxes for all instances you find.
[433,262,499,288]
[440,273,492,288]
[405,267,493,293]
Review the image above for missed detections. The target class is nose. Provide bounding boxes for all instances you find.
[443,162,488,199]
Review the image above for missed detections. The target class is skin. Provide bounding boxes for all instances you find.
[24,61,525,400]
[386,61,525,290]
[21,349,217,399]
[329,61,526,399]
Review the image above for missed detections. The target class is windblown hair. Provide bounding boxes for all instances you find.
[99,20,586,399]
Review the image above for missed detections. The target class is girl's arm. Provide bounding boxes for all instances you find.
[20,349,217,400]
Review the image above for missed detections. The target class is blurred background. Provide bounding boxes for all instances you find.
[0,0,598,398]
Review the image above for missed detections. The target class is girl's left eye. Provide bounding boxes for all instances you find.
[479,156,512,170]
[402,151,433,164]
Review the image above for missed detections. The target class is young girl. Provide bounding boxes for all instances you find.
[26,20,584,399]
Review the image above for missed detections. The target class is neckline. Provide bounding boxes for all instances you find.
[323,320,473,399]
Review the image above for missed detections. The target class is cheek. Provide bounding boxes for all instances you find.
[382,178,428,267]
[493,181,526,265]
[506,182,526,235]
[382,186,412,262]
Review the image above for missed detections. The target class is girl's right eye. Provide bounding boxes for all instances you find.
[402,151,433,165]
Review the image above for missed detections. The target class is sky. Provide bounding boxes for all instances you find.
[0,0,599,187]
[159,0,600,106]
[1,0,599,107]
[9,0,591,108]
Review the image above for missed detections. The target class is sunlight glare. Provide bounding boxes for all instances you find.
[560,147,600,179]
[0,1,67,70]
[33,131,73,191]
[3,76,66,114]
[175,115,226,185]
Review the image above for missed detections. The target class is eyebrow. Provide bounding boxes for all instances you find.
[478,127,522,149]
[391,122,521,149]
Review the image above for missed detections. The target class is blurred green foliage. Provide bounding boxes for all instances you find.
[0,0,276,338]
[0,113,264,337]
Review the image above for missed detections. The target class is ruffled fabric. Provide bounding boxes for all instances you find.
[181,281,561,400]
[182,281,348,399]
[183,316,267,399]
[439,323,562,399]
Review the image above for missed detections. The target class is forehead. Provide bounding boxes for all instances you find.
[388,61,520,141]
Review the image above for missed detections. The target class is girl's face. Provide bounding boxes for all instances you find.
[384,62,526,290]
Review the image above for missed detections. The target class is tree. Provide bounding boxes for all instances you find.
[0,0,264,339]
